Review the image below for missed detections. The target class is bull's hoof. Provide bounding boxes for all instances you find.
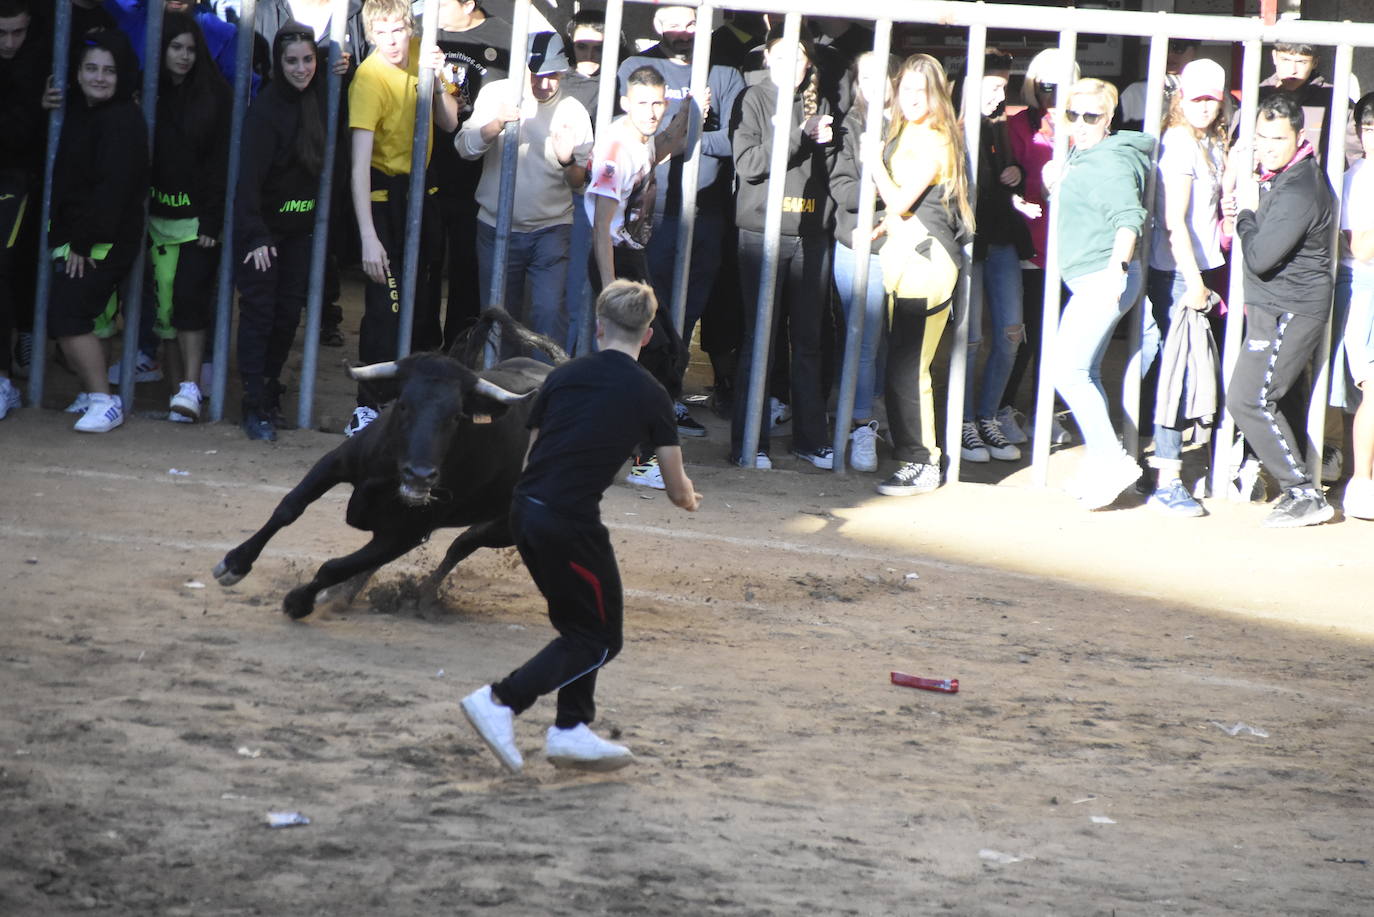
[282,587,316,620]
[214,559,246,586]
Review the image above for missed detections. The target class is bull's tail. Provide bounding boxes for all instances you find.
[449,307,570,368]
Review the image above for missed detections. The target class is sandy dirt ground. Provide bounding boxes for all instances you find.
[2,299,1373,915]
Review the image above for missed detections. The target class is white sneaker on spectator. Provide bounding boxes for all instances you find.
[64,392,91,414]
[344,405,378,437]
[769,397,790,429]
[107,351,162,384]
[733,451,771,470]
[1343,478,1374,520]
[849,421,879,472]
[1074,453,1141,510]
[960,421,990,463]
[460,685,522,773]
[0,377,20,419]
[545,723,633,771]
[1321,445,1343,481]
[977,417,1021,461]
[995,405,1028,445]
[169,381,201,423]
[73,393,123,433]
[625,456,666,489]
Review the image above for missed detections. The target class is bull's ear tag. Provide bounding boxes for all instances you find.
[472,413,493,424]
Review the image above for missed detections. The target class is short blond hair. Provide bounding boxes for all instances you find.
[1064,78,1118,122]
[1021,48,1081,108]
[362,0,413,39]
[597,279,657,338]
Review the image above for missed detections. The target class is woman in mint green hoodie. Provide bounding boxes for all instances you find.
[1048,77,1154,509]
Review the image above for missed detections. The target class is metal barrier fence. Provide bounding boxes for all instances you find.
[28,0,1374,495]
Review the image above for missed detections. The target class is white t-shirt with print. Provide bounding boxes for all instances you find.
[584,118,658,250]
[1149,125,1225,273]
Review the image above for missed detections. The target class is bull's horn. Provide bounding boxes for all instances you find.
[347,361,399,381]
[473,377,533,404]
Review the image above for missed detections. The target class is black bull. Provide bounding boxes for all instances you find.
[214,327,562,619]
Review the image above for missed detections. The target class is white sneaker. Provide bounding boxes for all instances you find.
[545,723,633,771]
[107,351,162,384]
[64,392,91,413]
[995,405,1028,445]
[73,393,124,433]
[733,451,771,470]
[960,421,991,463]
[460,685,523,773]
[849,421,879,472]
[626,456,666,489]
[768,397,790,428]
[1343,477,1374,520]
[0,377,19,420]
[1074,452,1141,510]
[169,381,201,423]
[344,405,378,437]
[977,417,1021,461]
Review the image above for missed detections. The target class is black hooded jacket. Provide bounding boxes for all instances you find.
[50,30,149,264]
[150,68,232,235]
[235,26,329,252]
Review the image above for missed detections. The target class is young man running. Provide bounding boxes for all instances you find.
[461,279,702,773]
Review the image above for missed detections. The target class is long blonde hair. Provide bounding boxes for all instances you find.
[886,54,974,233]
[1160,91,1231,176]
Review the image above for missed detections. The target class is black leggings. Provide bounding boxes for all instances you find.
[235,233,310,402]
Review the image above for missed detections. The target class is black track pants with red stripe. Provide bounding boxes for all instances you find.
[493,495,624,729]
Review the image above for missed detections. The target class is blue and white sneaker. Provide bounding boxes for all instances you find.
[73,393,123,433]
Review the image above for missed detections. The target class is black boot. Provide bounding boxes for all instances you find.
[263,378,290,430]
[320,303,344,347]
[241,395,276,442]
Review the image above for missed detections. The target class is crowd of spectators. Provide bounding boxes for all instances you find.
[1,1,1372,528]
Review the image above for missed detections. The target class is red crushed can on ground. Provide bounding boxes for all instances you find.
[890,671,959,693]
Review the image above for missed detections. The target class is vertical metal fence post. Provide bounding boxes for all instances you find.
[581,0,625,356]
[210,0,257,423]
[27,1,72,409]
[666,2,714,336]
[739,12,801,467]
[830,19,892,473]
[1212,39,1261,499]
[487,0,533,319]
[116,9,166,412]
[296,0,351,431]
[1029,30,1077,488]
[398,0,440,360]
[945,24,986,486]
[1311,41,1353,487]
[1120,31,1169,457]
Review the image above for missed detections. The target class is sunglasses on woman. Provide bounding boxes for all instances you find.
[1064,109,1105,125]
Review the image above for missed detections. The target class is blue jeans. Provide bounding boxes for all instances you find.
[1054,262,1144,460]
[832,240,885,422]
[1332,264,1374,410]
[475,220,571,345]
[964,242,1024,420]
[564,193,593,354]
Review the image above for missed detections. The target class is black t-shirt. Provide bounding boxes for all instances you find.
[434,15,512,197]
[516,349,678,519]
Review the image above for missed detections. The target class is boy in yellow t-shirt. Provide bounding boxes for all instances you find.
[345,0,460,436]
